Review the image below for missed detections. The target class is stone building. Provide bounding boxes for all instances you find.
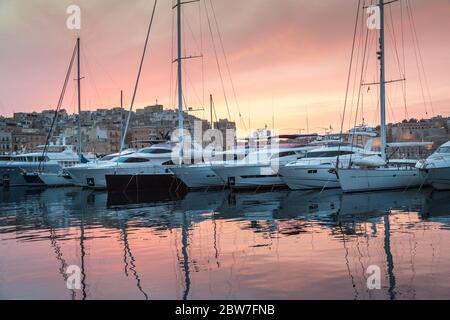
[0,129,12,154]
[11,128,47,152]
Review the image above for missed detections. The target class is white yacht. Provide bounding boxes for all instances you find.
[38,170,75,187]
[279,143,377,190]
[416,141,450,190]
[170,147,248,190]
[211,144,315,190]
[66,144,174,189]
[0,145,79,187]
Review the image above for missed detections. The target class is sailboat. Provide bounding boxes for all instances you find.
[336,0,429,193]
[105,0,188,193]
[1,39,84,187]
[38,38,85,187]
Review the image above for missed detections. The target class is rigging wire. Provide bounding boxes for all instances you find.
[208,0,247,130]
[203,0,233,122]
[39,41,78,171]
[119,0,158,154]
[337,0,361,167]
[406,0,434,117]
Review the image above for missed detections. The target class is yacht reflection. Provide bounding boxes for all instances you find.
[216,191,287,220]
[2,186,450,299]
[107,190,185,208]
[277,189,342,219]
[421,190,450,218]
[338,189,429,218]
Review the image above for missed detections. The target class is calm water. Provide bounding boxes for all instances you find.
[1,186,450,300]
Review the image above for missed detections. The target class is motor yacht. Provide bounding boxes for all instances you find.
[279,143,376,190]
[416,141,450,190]
[66,144,173,189]
[0,145,79,187]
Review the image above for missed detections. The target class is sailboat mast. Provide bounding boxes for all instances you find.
[77,37,82,157]
[210,94,214,130]
[379,0,387,160]
[177,0,184,149]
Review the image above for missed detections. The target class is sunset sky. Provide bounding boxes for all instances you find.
[1,0,449,135]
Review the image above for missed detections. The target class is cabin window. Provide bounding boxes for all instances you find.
[437,147,450,154]
[118,157,149,163]
[271,151,296,159]
[306,150,354,158]
[140,148,172,154]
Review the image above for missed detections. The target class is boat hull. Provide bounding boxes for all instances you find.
[337,167,426,193]
[0,163,61,187]
[171,165,225,189]
[279,165,340,190]
[212,164,285,190]
[66,168,116,190]
[425,167,450,190]
[38,173,74,187]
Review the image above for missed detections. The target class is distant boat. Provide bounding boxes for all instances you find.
[0,144,79,187]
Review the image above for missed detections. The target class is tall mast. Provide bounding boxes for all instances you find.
[177,0,184,153]
[379,0,387,160]
[210,94,214,130]
[119,90,124,153]
[77,37,82,157]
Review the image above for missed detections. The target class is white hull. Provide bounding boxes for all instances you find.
[66,165,108,188]
[279,165,340,190]
[337,167,426,193]
[171,165,225,189]
[38,173,74,187]
[424,167,450,190]
[212,164,284,189]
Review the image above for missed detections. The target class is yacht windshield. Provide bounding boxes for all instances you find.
[306,150,354,158]
[139,148,172,154]
[437,146,450,154]
[117,157,150,163]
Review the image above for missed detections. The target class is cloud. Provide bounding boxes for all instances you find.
[1,0,450,133]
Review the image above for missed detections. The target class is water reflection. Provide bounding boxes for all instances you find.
[1,186,450,299]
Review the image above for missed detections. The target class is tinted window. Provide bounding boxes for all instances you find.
[140,148,172,154]
[306,150,354,158]
[118,157,149,163]
[272,151,296,158]
[437,147,450,154]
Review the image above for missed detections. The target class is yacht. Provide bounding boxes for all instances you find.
[0,145,79,187]
[279,143,377,190]
[416,141,450,190]
[66,144,174,189]
[210,144,316,190]
[38,170,75,187]
[170,147,248,190]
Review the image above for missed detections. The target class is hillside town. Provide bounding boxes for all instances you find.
[0,104,236,156]
[1,104,450,158]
